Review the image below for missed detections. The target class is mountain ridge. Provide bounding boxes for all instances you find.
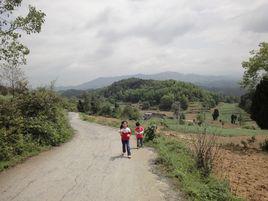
[57,71,244,96]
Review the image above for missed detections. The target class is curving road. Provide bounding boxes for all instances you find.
[0,113,180,201]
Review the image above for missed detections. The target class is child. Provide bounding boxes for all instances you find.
[135,122,144,148]
[119,121,131,158]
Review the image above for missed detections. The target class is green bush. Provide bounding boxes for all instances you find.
[144,125,157,142]
[99,103,112,116]
[159,94,174,111]
[121,105,140,120]
[0,88,72,169]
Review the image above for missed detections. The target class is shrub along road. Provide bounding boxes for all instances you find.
[0,113,180,201]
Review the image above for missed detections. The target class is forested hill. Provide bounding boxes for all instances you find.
[83,78,236,110]
[57,72,243,96]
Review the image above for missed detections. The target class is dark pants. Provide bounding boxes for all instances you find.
[122,140,131,156]
[137,138,143,148]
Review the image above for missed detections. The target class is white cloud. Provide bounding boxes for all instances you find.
[20,0,268,86]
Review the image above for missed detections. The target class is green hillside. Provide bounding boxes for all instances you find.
[86,78,234,110]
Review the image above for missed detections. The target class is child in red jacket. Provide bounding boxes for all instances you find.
[119,121,131,158]
[135,122,144,148]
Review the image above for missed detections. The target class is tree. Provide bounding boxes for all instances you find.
[77,100,84,112]
[0,63,26,96]
[196,112,205,125]
[112,102,121,118]
[99,103,112,116]
[250,76,268,129]
[90,95,101,114]
[171,101,180,120]
[0,0,45,67]
[159,94,174,111]
[212,109,219,121]
[239,93,253,113]
[83,94,91,113]
[179,95,189,110]
[121,105,140,120]
[241,42,268,90]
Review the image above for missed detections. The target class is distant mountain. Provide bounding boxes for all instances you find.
[58,72,244,96]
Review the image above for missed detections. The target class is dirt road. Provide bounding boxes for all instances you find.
[0,113,180,201]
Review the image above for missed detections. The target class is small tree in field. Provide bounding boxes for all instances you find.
[180,95,188,110]
[121,105,140,120]
[192,130,221,177]
[77,100,84,112]
[171,101,181,121]
[159,94,174,111]
[212,109,219,121]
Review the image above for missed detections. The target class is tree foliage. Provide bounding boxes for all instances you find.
[0,0,45,67]
[250,76,268,129]
[171,101,180,120]
[0,88,72,161]
[97,78,220,110]
[241,42,268,90]
[159,94,174,111]
[212,109,219,121]
[121,105,140,120]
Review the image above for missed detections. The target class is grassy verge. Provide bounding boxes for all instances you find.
[0,144,49,171]
[148,136,243,201]
[0,129,74,172]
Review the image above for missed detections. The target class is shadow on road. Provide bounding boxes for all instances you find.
[110,155,123,161]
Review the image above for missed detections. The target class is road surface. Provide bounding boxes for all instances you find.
[0,113,181,201]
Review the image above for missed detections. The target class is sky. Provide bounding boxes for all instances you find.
[21,0,268,87]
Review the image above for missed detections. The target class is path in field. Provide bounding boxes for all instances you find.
[0,113,181,201]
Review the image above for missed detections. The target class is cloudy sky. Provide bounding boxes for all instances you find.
[22,0,268,86]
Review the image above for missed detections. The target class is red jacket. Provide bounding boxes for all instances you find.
[120,127,131,140]
[135,126,144,139]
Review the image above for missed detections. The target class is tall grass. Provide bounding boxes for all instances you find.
[148,136,243,201]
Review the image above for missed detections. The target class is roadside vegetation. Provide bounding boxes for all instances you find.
[0,1,74,171]
[0,87,74,171]
[149,136,242,201]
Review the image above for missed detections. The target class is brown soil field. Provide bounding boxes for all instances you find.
[162,130,268,201]
[214,149,268,201]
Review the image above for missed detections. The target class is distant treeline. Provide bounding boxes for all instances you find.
[75,78,238,113]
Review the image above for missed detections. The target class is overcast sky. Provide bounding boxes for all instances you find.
[22,0,268,86]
